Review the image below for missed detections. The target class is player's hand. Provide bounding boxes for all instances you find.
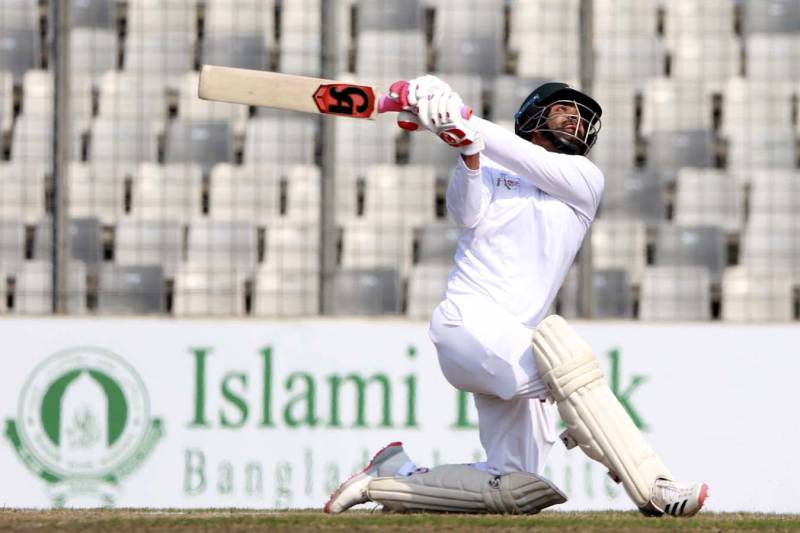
[406,75,452,106]
[421,90,485,155]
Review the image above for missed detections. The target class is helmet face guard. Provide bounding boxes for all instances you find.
[514,84,603,156]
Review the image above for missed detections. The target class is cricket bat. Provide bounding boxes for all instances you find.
[197,65,471,121]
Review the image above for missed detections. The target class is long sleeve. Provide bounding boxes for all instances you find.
[472,117,604,223]
[446,154,494,228]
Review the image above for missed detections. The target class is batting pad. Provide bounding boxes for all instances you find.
[366,464,566,514]
[532,315,671,514]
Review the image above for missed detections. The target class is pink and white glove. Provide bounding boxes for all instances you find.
[392,76,484,156]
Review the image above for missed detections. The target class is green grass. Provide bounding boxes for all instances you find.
[1,510,800,532]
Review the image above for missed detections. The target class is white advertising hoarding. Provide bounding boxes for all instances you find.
[0,318,797,512]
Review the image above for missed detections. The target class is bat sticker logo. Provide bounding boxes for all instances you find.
[313,84,376,118]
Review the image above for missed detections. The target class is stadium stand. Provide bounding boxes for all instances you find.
[4,0,800,322]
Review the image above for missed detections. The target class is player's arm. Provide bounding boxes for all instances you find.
[472,117,604,223]
[445,155,494,228]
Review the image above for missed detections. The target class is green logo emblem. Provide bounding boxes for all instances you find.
[4,347,164,507]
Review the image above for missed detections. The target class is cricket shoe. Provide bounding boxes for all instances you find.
[649,479,709,517]
[323,441,412,514]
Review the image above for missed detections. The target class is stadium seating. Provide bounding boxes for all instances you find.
[355,31,427,78]
[407,263,450,319]
[357,0,422,30]
[253,264,319,317]
[0,29,38,80]
[172,262,247,317]
[68,162,126,225]
[664,0,736,44]
[209,163,281,223]
[512,0,580,80]
[244,115,317,168]
[35,217,103,270]
[645,130,715,184]
[433,0,504,77]
[591,219,647,285]
[416,221,460,265]
[12,260,87,315]
[186,218,258,275]
[639,266,711,321]
[0,162,47,224]
[163,119,233,172]
[674,169,744,233]
[129,163,204,223]
[97,71,168,124]
[0,219,25,272]
[591,268,633,319]
[654,225,728,284]
[97,264,165,314]
[202,0,271,70]
[669,36,740,83]
[330,267,401,315]
[114,217,183,276]
[599,171,664,227]
[722,266,794,322]
[744,0,800,33]
[740,215,800,278]
[89,116,159,170]
[746,34,800,82]
[359,164,437,226]
[720,78,795,134]
[340,220,414,275]
[593,0,659,40]
[72,0,116,29]
[594,36,664,87]
[641,78,714,134]
[725,126,797,171]
[0,71,11,135]
[22,70,94,128]
[262,221,320,273]
[70,29,117,81]
[279,0,326,76]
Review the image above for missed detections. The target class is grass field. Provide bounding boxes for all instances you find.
[1,510,800,532]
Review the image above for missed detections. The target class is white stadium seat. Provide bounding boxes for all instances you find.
[172,262,247,317]
[115,217,184,276]
[674,169,744,233]
[639,266,711,321]
[68,162,126,225]
[407,263,450,319]
[722,266,794,322]
[13,260,87,315]
[129,163,204,223]
[186,218,258,274]
[253,264,319,317]
[244,116,317,168]
[591,219,647,285]
[0,162,47,224]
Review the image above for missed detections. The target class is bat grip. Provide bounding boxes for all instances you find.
[377,80,473,119]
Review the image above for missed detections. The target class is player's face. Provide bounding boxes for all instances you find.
[545,101,585,138]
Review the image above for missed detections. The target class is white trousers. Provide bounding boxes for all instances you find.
[428,297,559,475]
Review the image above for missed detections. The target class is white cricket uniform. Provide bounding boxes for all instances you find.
[428,117,604,475]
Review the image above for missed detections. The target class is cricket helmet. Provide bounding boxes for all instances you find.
[514,82,602,156]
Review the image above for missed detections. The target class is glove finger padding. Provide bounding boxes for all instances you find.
[408,75,452,106]
[396,110,423,131]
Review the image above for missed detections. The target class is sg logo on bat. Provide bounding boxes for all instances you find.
[313,84,375,118]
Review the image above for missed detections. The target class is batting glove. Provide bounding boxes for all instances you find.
[422,89,484,155]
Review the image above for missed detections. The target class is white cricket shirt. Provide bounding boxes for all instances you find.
[442,117,605,328]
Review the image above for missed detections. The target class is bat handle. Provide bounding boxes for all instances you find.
[377,80,473,119]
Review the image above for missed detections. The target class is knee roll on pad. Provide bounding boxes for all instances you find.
[532,315,671,514]
[366,464,566,514]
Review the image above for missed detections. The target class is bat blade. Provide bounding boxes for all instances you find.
[198,65,379,119]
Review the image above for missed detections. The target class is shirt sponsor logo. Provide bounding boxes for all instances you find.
[496,174,520,190]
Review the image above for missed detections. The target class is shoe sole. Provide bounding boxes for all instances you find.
[323,441,403,514]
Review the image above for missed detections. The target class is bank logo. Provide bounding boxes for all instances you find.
[4,347,163,507]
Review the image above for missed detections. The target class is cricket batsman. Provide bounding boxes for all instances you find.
[324,76,709,517]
